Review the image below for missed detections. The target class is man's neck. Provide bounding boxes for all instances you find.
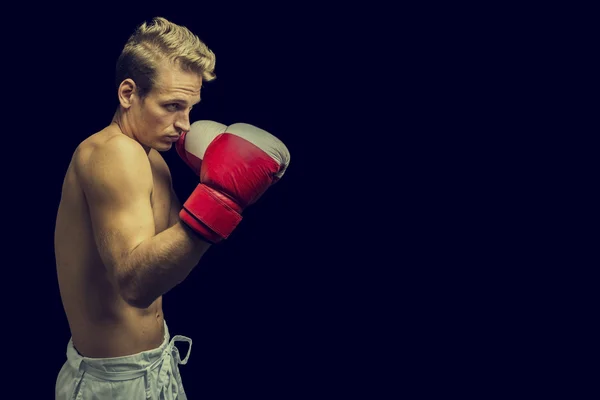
[110,110,151,155]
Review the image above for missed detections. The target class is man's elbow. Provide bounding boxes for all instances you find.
[122,290,154,309]
[118,276,154,309]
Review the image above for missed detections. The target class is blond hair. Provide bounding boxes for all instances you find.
[115,17,216,99]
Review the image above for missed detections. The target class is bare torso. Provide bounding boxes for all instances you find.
[55,127,173,358]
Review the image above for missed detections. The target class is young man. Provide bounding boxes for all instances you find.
[54,17,289,399]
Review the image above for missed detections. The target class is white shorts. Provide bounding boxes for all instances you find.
[55,321,192,400]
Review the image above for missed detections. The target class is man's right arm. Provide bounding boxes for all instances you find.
[77,136,211,308]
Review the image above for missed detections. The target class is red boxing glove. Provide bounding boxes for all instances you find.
[176,120,290,243]
[175,121,228,176]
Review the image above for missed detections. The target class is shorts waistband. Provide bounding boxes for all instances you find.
[65,321,192,382]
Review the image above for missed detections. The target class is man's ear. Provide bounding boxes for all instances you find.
[117,78,137,109]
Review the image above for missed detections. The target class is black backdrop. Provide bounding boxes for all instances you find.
[4,5,387,399]
[2,3,508,398]
[2,3,573,398]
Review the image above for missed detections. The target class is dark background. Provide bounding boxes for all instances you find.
[3,4,541,398]
[4,5,394,399]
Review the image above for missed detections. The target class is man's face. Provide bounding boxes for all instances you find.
[131,64,203,152]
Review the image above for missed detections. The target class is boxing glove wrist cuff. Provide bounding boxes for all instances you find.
[179,216,219,245]
[181,184,243,241]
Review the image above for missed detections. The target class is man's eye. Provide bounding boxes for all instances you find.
[166,104,180,111]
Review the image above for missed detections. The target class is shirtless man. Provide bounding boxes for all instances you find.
[54,17,290,399]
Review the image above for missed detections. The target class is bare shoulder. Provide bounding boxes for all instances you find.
[74,132,153,192]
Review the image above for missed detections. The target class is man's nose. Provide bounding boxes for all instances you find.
[176,113,191,133]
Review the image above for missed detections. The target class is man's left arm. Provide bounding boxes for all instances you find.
[151,150,184,229]
[169,181,183,228]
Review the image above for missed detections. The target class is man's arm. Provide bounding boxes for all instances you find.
[168,171,183,229]
[78,136,211,308]
[166,168,209,250]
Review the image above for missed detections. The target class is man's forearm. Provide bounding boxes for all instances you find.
[123,221,211,308]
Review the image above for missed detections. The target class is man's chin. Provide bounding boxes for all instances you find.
[154,142,173,152]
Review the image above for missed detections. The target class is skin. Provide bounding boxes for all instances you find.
[54,61,211,358]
